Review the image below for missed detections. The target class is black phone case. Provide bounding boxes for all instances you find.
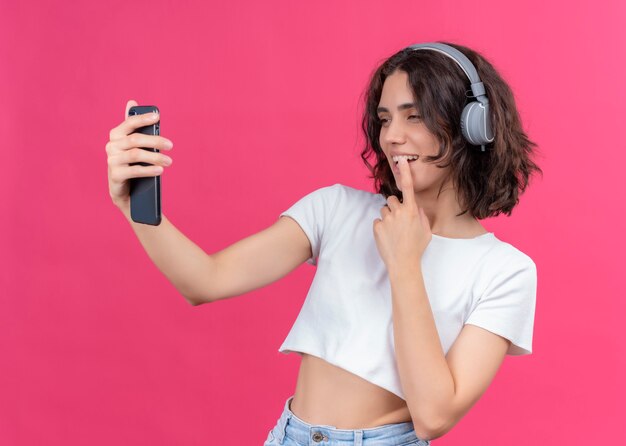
[128,105,162,226]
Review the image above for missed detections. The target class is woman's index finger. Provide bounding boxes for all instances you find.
[110,111,154,141]
[397,156,415,207]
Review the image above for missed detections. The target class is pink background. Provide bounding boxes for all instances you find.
[1,0,624,444]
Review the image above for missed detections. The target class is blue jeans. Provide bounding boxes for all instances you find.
[264,395,431,446]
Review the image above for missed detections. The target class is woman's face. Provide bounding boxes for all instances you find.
[377,70,451,194]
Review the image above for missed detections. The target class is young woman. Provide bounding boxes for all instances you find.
[105,41,542,445]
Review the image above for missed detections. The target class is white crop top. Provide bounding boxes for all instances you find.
[277,183,537,400]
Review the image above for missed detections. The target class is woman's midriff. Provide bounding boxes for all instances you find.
[289,353,413,429]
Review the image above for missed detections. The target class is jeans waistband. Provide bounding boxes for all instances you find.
[272,395,430,446]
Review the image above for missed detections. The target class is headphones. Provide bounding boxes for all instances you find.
[406,42,494,151]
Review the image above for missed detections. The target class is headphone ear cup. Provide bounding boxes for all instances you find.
[460,101,494,146]
[459,103,475,144]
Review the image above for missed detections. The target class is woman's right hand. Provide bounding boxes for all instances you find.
[106,100,174,213]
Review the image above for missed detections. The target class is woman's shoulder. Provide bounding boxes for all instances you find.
[327,183,384,201]
[303,183,383,207]
[484,234,537,273]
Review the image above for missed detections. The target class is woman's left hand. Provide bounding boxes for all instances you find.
[373,156,432,273]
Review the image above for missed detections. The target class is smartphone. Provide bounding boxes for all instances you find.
[128,105,162,226]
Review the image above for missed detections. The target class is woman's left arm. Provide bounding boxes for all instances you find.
[388,265,510,441]
[373,157,510,441]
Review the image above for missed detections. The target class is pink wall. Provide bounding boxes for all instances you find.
[1,0,624,444]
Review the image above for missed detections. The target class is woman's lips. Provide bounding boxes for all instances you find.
[392,158,416,174]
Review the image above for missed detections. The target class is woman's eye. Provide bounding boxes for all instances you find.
[377,115,420,125]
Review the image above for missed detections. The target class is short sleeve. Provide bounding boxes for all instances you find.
[465,255,537,356]
[278,184,340,266]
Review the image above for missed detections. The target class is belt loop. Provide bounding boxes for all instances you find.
[354,429,363,446]
[277,411,291,444]
[276,396,294,444]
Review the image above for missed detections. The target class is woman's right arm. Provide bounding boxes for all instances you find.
[107,100,312,306]
[121,209,311,306]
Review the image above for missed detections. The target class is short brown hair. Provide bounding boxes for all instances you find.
[359,41,543,219]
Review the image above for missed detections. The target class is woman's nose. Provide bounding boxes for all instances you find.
[382,119,406,145]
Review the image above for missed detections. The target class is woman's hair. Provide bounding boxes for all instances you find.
[359,41,543,219]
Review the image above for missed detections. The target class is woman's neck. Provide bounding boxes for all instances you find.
[415,184,485,238]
